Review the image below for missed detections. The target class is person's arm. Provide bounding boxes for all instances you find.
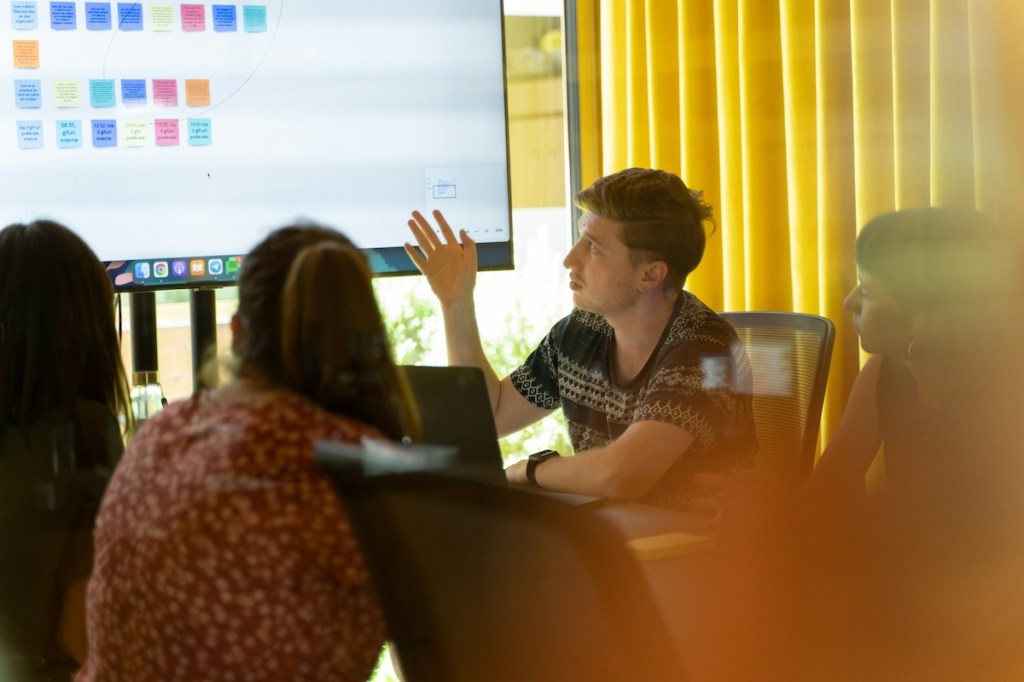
[802,354,884,498]
[492,375,554,437]
[404,210,501,406]
[406,209,553,435]
[506,420,695,501]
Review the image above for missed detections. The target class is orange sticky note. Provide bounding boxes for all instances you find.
[184,79,210,107]
[13,40,40,69]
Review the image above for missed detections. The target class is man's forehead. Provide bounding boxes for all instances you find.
[578,212,624,239]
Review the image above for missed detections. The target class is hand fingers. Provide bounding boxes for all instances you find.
[432,210,460,245]
[459,229,478,265]
[403,242,428,272]
[408,212,441,252]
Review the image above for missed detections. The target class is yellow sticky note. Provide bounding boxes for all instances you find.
[185,79,210,107]
[123,119,150,147]
[13,40,40,69]
[54,80,81,108]
[151,4,175,31]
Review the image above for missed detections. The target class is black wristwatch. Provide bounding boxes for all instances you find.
[526,449,559,486]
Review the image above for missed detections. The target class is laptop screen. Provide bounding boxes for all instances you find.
[400,365,506,484]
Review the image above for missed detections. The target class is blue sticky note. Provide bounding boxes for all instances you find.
[91,119,117,147]
[50,1,76,29]
[14,80,42,108]
[17,120,44,149]
[12,1,38,29]
[242,5,266,33]
[120,79,147,106]
[56,119,83,148]
[188,118,212,146]
[212,5,237,31]
[117,2,142,30]
[89,79,116,107]
[85,2,111,29]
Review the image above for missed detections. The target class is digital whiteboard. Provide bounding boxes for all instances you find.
[1,0,513,288]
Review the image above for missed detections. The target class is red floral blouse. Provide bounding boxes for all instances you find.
[77,390,386,681]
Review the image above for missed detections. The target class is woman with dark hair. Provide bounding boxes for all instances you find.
[78,224,420,682]
[695,207,1024,680]
[807,207,1023,537]
[0,220,131,680]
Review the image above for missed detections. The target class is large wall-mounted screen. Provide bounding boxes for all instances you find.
[1,0,512,289]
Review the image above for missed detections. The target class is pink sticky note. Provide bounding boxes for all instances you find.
[152,79,178,107]
[155,118,180,146]
[180,4,206,31]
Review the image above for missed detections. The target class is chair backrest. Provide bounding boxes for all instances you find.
[719,311,835,481]
[314,442,686,682]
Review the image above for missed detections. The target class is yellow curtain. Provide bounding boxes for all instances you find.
[573,0,1024,445]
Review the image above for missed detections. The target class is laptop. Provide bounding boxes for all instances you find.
[398,365,606,506]
[399,364,506,484]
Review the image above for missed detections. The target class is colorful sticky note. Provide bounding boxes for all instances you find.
[187,118,212,146]
[13,40,40,69]
[55,119,82,148]
[155,118,179,146]
[212,5,236,31]
[180,4,205,31]
[50,1,76,29]
[91,119,117,147]
[54,79,81,107]
[120,79,147,106]
[89,79,115,107]
[12,1,39,29]
[14,80,42,108]
[184,79,210,107]
[242,5,266,33]
[116,2,142,30]
[123,119,149,147]
[150,3,174,30]
[152,79,178,107]
[85,2,111,30]
[17,120,43,149]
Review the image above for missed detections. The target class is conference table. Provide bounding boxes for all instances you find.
[589,501,794,681]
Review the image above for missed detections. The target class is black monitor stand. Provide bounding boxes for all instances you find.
[190,289,218,392]
[129,291,158,382]
[128,290,219,415]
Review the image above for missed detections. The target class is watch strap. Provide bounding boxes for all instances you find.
[526,449,558,486]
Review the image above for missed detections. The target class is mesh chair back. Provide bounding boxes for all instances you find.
[720,312,835,480]
[315,443,686,682]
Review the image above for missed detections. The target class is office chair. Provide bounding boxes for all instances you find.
[719,311,835,481]
[314,442,687,682]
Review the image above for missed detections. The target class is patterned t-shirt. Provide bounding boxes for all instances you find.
[511,291,757,509]
[76,391,386,682]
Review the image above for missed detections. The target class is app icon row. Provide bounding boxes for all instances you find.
[133,256,242,280]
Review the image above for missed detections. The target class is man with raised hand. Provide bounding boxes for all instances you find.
[405,167,756,509]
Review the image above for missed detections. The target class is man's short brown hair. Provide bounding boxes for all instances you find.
[574,167,714,290]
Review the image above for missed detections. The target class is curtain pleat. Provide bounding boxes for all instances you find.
[712,0,746,310]
[813,0,858,438]
[779,0,819,316]
[572,0,1022,449]
[678,0,724,308]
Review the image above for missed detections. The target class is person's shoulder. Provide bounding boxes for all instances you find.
[533,308,609,352]
[566,307,610,334]
[669,292,737,344]
[253,391,383,442]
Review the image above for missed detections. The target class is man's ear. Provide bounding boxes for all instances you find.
[638,260,669,292]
